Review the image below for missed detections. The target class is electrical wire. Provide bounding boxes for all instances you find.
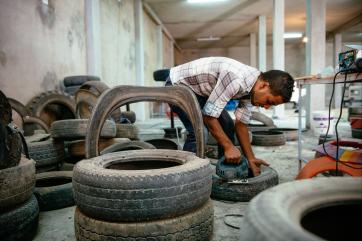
[322,70,362,171]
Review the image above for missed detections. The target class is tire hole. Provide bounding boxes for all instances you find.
[36,177,72,187]
[106,160,181,170]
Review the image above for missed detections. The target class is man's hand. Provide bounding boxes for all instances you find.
[224,145,241,164]
[249,158,269,176]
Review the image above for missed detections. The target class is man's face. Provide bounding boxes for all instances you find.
[250,81,284,109]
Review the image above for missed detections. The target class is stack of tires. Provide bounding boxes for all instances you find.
[73,149,214,240]
[0,157,39,241]
[63,75,101,96]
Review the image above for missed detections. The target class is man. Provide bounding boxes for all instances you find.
[165,57,294,177]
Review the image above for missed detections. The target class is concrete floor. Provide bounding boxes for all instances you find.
[32,109,354,241]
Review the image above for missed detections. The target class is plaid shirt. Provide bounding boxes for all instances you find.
[169,57,260,124]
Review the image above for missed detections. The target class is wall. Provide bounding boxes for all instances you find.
[0,0,86,104]
[99,0,136,87]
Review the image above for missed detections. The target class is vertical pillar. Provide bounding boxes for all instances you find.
[258,15,267,72]
[156,25,163,69]
[250,33,257,67]
[334,33,342,108]
[305,0,326,127]
[170,41,174,67]
[85,0,102,77]
[272,0,285,119]
[134,0,145,120]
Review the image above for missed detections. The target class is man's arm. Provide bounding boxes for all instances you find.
[234,121,269,176]
[203,115,241,164]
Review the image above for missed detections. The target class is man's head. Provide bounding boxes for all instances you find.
[250,70,294,109]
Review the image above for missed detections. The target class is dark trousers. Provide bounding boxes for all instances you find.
[166,80,235,157]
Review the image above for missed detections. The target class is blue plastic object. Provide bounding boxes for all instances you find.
[225,100,239,111]
[216,156,249,180]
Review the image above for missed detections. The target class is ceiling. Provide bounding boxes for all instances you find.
[144,0,362,49]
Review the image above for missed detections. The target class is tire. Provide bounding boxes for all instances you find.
[241,177,362,241]
[251,111,276,127]
[75,199,213,241]
[85,85,205,158]
[0,124,22,169]
[120,110,136,123]
[7,98,29,118]
[0,157,35,212]
[26,90,76,126]
[34,171,74,211]
[51,119,116,140]
[269,128,298,141]
[64,85,81,96]
[27,139,65,168]
[100,140,155,155]
[352,128,362,139]
[0,195,39,241]
[75,89,99,119]
[73,149,212,222]
[252,131,286,146]
[145,138,180,150]
[69,138,121,157]
[23,116,50,134]
[63,75,100,87]
[211,166,278,202]
[115,123,139,140]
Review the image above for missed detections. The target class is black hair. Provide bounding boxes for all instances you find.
[260,70,294,102]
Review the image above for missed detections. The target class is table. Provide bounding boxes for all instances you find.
[296,72,362,170]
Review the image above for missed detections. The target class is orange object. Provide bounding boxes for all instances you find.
[296,156,362,179]
[350,117,362,129]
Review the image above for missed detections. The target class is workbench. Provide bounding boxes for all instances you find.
[296,72,362,170]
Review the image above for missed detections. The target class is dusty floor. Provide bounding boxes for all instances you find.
[32,109,354,241]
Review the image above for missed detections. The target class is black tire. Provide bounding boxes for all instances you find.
[7,98,29,118]
[0,195,39,241]
[153,69,170,82]
[73,149,212,222]
[0,124,22,169]
[79,80,109,95]
[269,128,298,141]
[145,138,180,150]
[115,123,139,140]
[120,110,136,123]
[26,90,76,126]
[0,157,35,212]
[252,131,286,146]
[100,140,155,155]
[352,128,362,139]
[23,116,50,135]
[35,163,61,173]
[63,75,100,87]
[64,85,81,96]
[241,177,362,241]
[75,199,213,241]
[34,171,74,211]
[28,139,65,168]
[51,119,116,140]
[211,166,278,202]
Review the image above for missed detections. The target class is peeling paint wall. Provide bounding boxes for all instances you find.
[162,34,174,68]
[0,0,86,104]
[143,11,158,87]
[99,0,135,87]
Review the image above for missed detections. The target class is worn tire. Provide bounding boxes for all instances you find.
[51,119,116,140]
[352,128,362,139]
[115,123,139,140]
[0,195,39,241]
[73,149,212,222]
[7,98,29,118]
[75,199,213,241]
[120,110,136,123]
[100,140,155,155]
[145,138,180,150]
[28,139,65,168]
[251,111,276,127]
[252,131,286,146]
[63,75,100,87]
[241,177,362,241]
[269,128,298,141]
[0,124,22,169]
[64,85,81,96]
[0,157,35,211]
[69,138,122,157]
[26,90,76,126]
[23,116,50,134]
[34,171,74,211]
[153,69,170,82]
[211,166,278,202]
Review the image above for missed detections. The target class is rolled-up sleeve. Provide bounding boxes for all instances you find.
[234,100,252,124]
